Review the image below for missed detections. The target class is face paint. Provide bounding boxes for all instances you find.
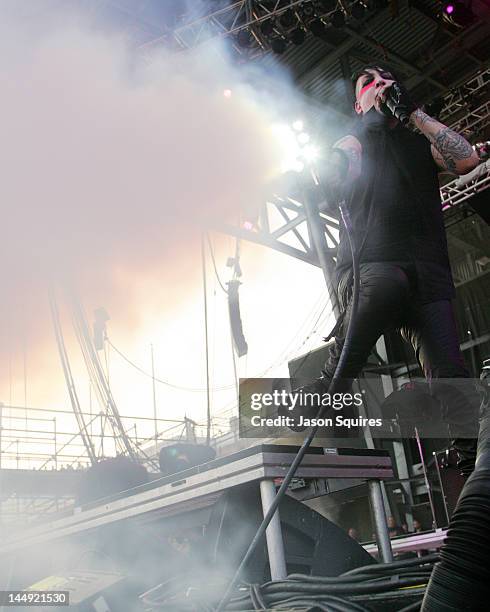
[359,77,375,98]
[357,69,394,100]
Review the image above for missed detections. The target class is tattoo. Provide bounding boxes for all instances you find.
[411,108,437,128]
[412,109,474,173]
[430,128,474,173]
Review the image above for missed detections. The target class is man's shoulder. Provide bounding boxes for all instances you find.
[333,134,362,152]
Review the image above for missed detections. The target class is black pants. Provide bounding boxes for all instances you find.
[324,262,479,474]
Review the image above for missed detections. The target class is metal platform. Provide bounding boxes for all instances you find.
[0,444,394,580]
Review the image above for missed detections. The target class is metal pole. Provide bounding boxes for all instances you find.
[415,427,438,529]
[302,189,341,318]
[201,233,212,445]
[368,479,393,563]
[151,344,158,457]
[259,479,287,580]
[0,403,3,470]
[53,418,57,470]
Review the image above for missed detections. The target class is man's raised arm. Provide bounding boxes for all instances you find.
[410,109,480,175]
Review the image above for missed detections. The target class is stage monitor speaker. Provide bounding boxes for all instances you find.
[151,481,376,584]
[158,443,216,476]
[6,482,376,605]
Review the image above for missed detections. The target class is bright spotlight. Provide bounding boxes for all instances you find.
[297,132,310,145]
[301,144,320,162]
[293,160,305,173]
[292,119,304,132]
[223,89,232,98]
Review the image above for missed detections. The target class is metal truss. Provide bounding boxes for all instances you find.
[441,69,490,121]
[142,0,354,54]
[218,194,338,268]
[441,160,490,226]
[442,69,490,137]
[219,156,490,269]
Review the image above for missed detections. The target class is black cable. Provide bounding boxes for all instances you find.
[342,553,439,576]
[215,201,361,611]
[250,583,267,610]
[277,595,369,612]
[206,232,229,295]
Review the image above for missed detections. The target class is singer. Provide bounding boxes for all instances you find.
[305,63,481,475]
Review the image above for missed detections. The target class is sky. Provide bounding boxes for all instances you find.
[0,1,339,469]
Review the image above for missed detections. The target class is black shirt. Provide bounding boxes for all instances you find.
[335,120,455,303]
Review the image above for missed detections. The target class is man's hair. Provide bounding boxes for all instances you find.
[350,62,403,101]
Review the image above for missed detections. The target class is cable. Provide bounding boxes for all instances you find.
[108,339,236,393]
[215,201,361,611]
[206,233,229,295]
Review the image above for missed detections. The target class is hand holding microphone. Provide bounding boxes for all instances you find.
[377,82,417,125]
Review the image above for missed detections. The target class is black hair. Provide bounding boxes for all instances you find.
[350,62,403,101]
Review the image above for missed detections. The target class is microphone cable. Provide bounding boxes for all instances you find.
[215,200,361,611]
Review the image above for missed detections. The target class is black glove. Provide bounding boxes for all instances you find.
[381,82,417,125]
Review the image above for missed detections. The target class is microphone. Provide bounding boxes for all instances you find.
[380,82,414,125]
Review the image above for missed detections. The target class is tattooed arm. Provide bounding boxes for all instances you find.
[410,109,480,175]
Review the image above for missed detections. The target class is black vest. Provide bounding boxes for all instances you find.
[335,120,455,302]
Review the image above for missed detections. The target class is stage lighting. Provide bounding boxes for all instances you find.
[301,144,320,162]
[290,26,306,45]
[223,88,232,98]
[279,9,294,27]
[292,119,304,132]
[297,132,310,145]
[331,9,345,28]
[260,19,274,36]
[442,0,475,27]
[237,29,252,47]
[271,37,287,54]
[309,18,327,38]
[320,0,337,10]
[351,2,367,19]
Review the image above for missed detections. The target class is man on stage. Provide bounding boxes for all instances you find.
[305,63,481,476]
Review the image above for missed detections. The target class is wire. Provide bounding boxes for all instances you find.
[215,201,362,612]
[206,233,229,295]
[108,339,236,393]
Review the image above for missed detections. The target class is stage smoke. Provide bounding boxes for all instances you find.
[0,1,296,388]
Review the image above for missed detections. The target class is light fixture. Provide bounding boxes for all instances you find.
[237,29,252,47]
[290,26,306,45]
[309,18,327,38]
[301,144,320,162]
[351,2,367,20]
[331,10,345,28]
[297,132,310,145]
[442,0,474,27]
[260,19,274,36]
[279,9,295,28]
[271,37,287,54]
[319,0,337,10]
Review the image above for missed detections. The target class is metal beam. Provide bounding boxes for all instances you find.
[297,7,391,89]
[343,26,448,92]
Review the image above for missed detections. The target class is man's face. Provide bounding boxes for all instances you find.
[354,68,395,116]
